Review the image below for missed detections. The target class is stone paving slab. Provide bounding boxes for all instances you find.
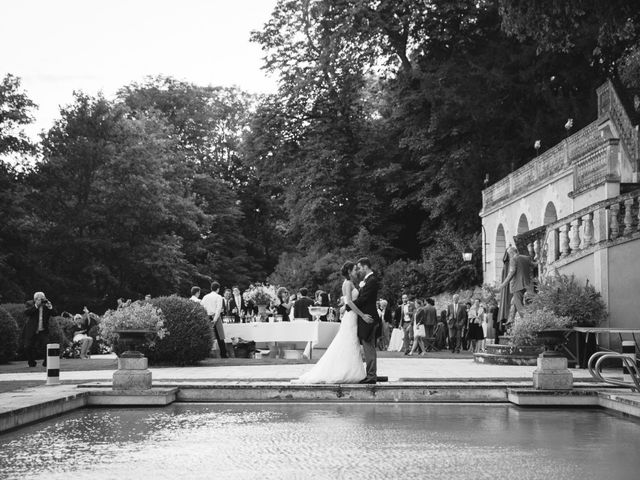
[0,358,598,383]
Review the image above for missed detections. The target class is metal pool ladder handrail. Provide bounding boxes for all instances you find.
[588,351,640,392]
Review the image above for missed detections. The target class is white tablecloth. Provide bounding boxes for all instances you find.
[224,321,340,348]
[387,328,404,352]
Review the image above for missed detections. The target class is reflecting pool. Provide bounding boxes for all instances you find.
[0,403,639,480]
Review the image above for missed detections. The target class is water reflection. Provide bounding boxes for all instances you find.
[0,404,638,480]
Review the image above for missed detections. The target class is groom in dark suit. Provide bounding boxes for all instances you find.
[353,257,382,384]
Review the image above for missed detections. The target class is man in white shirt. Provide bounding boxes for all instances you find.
[189,286,201,303]
[201,281,228,358]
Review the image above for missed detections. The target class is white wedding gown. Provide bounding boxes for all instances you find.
[292,289,365,384]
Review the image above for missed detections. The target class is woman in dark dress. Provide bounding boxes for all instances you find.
[273,287,292,321]
[467,299,485,353]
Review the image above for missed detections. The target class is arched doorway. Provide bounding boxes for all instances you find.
[543,202,558,225]
[517,214,529,235]
[495,224,506,282]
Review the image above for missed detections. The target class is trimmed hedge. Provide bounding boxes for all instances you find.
[0,308,19,363]
[150,295,213,365]
[0,303,28,357]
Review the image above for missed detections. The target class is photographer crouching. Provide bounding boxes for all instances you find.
[23,291,57,367]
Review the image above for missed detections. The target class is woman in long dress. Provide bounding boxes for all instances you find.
[292,261,367,384]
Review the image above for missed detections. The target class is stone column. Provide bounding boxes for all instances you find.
[623,198,635,236]
[559,224,570,257]
[546,228,558,264]
[569,219,581,252]
[580,213,593,249]
[610,203,620,240]
[592,207,607,243]
[113,354,152,390]
[533,352,573,390]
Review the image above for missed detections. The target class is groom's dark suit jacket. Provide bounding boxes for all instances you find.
[353,273,381,341]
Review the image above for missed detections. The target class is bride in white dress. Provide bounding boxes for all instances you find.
[292,261,370,384]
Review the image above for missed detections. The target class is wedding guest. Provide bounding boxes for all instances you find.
[189,286,201,303]
[144,294,152,302]
[447,294,467,353]
[377,299,392,350]
[315,290,330,321]
[401,294,415,355]
[409,299,427,355]
[232,286,246,322]
[434,310,448,350]
[467,299,485,353]
[201,281,228,358]
[222,288,235,322]
[73,308,95,359]
[424,298,438,339]
[23,291,57,367]
[273,287,292,322]
[293,288,314,321]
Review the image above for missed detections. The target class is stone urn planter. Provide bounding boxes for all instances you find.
[115,329,153,358]
[112,329,154,390]
[535,329,568,352]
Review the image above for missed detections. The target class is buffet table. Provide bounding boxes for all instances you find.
[224,321,340,358]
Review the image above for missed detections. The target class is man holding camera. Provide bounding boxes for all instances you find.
[24,291,57,367]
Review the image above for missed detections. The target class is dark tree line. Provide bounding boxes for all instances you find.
[1,0,639,309]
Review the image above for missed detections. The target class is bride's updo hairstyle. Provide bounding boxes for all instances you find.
[341,261,355,280]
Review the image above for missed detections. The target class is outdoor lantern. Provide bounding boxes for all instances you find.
[462,249,473,262]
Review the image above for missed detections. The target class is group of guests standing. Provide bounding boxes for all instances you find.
[188,281,334,359]
[376,293,500,355]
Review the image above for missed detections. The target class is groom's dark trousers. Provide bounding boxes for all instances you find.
[361,332,377,381]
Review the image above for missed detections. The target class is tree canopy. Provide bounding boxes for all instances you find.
[1,0,637,309]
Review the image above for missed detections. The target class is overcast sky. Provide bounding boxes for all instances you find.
[1,0,279,138]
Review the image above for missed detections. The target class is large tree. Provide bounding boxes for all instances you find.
[29,93,207,309]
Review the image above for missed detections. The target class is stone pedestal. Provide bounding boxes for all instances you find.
[532,352,573,390]
[112,355,152,390]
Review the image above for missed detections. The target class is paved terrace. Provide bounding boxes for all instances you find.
[0,352,599,386]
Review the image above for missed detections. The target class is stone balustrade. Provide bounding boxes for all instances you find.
[482,120,599,211]
[541,189,640,269]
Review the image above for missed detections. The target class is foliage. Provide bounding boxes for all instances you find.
[99,301,168,356]
[0,303,28,358]
[48,316,76,352]
[0,74,36,157]
[528,274,607,327]
[0,307,19,363]
[244,284,278,306]
[498,0,640,68]
[508,308,573,346]
[149,295,212,365]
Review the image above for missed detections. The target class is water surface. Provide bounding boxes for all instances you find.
[0,403,638,480]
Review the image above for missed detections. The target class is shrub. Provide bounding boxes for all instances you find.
[49,316,77,352]
[529,274,607,327]
[0,308,19,363]
[0,303,28,357]
[99,301,168,357]
[150,295,212,365]
[508,308,574,346]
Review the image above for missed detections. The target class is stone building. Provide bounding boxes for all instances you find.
[480,80,640,346]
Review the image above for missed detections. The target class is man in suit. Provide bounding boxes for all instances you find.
[231,286,245,322]
[447,294,468,353]
[424,298,438,339]
[400,293,416,354]
[23,291,57,367]
[201,281,228,358]
[377,299,393,350]
[353,257,382,384]
[293,288,314,320]
[499,245,536,323]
